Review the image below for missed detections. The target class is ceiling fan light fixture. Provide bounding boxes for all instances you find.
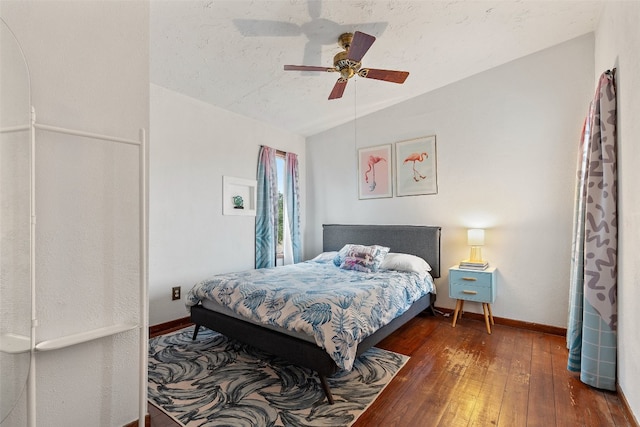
[339,70,353,81]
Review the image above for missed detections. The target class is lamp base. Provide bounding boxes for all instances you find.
[469,246,483,263]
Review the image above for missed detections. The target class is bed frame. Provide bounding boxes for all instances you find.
[190,224,441,404]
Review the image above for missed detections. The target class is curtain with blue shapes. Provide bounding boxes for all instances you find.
[255,146,278,268]
[567,69,617,391]
[283,152,301,264]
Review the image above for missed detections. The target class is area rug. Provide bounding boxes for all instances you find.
[148,325,408,427]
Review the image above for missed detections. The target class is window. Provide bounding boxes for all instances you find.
[276,153,285,260]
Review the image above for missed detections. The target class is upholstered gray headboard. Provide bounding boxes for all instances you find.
[322,224,442,278]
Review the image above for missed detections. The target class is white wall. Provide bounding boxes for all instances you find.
[595,1,640,423]
[306,35,594,328]
[149,84,305,326]
[0,14,32,424]
[1,2,149,426]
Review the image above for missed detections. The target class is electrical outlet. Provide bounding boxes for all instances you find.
[172,286,181,301]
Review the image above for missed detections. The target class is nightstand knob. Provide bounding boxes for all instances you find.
[462,277,477,281]
[462,290,478,295]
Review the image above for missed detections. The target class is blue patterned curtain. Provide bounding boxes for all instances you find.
[255,146,278,268]
[283,152,301,264]
[567,70,617,390]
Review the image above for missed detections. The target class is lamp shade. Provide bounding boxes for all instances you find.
[467,229,485,246]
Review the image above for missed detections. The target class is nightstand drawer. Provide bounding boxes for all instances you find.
[449,269,493,287]
[449,281,494,302]
[449,267,496,303]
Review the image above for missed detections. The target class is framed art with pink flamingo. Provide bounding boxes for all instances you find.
[357,144,392,199]
[395,135,438,196]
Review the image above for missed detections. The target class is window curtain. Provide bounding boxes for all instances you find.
[255,146,278,268]
[283,152,301,265]
[566,70,617,391]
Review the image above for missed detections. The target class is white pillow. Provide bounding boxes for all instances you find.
[379,253,432,274]
[310,251,338,263]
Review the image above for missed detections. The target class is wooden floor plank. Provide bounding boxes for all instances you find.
[355,318,456,426]
[551,334,588,427]
[527,333,556,427]
[496,328,533,427]
[468,329,512,427]
[438,322,494,427]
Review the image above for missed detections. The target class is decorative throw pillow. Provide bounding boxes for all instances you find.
[379,253,432,273]
[338,244,390,273]
[333,244,354,266]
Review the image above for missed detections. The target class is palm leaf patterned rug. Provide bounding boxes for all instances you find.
[148,325,409,427]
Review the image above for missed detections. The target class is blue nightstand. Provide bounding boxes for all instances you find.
[449,265,497,334]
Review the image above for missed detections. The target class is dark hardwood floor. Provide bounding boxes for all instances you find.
[149,313,634,427]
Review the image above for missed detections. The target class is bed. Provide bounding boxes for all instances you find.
[187,224,441,404]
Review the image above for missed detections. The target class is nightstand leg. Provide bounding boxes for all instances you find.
[482,303,492,334]
[487,303,494,325]
[452,299,462,327]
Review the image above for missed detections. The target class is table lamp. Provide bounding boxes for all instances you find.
[467,229,485,263]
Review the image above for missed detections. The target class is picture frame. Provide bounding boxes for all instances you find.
[395,135,438,196]
[223,176,257,216]
[357,144,392,199]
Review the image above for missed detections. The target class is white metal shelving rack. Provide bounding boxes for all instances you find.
[0,108,149,427]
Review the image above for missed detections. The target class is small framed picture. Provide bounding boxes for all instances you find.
[357,144,392,199]
[395,135,438,196]
[222,176,257,216]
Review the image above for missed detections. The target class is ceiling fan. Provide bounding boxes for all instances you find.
[284,31,410,100]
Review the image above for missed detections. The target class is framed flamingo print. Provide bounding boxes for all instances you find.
[395,135,438,196]
[357,144,392,199]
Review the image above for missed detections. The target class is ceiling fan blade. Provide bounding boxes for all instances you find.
[359,68,409,84]
[347,31,376,62]
[328,79,348,100]
[284,65,336,72]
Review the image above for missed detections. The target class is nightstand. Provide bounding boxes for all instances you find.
[449,266,497,334]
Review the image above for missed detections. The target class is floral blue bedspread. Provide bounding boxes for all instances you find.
[185,260,435,371]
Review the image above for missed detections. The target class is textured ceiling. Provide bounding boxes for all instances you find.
[150,0,604,137]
